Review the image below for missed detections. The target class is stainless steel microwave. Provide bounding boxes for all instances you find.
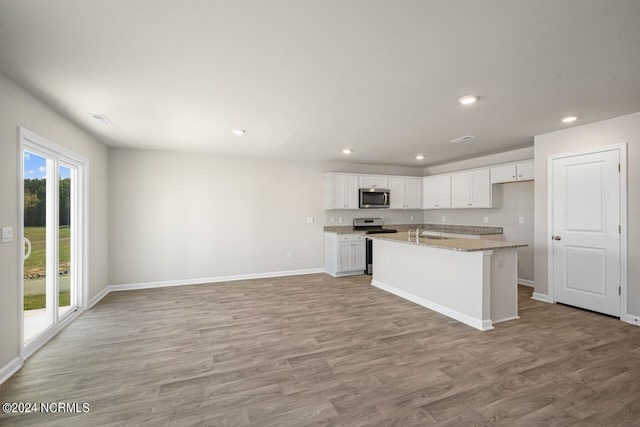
[359,188,390,209]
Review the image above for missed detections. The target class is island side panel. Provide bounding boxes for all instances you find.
[371,239,491,330]
[489,248,519,323]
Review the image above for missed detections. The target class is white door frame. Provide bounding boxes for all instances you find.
[546,142,628,319]
[17,127,90,361]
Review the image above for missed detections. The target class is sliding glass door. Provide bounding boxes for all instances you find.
[21,129,85,353]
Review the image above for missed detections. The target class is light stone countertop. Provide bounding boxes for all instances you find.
[323,223,503,235]
[367,232,527,252]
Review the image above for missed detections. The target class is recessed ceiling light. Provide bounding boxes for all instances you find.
[232,129,246,135]
[89,113,113,125]
[561,116,578,123]
[342,148,353,155]
[450,135,476,143]
[416,154,425,160]
[457,95,478,105]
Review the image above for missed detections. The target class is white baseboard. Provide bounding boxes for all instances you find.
[531,292,551,303]
[109,268,325,291]
[518,278,535,287]
[88,286,111,309]
[371,279,493,331]
[88,268,326,307]
[493,315,520,324]
[622,314,640,327]
[0,357,22,386]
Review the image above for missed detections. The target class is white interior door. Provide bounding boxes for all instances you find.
[551,149,621,316]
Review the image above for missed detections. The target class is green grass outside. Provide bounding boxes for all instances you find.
[24,292,70,311]
[24,226,71,310]
[24,226,71,277]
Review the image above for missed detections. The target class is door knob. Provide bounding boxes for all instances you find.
[552,235,562,241]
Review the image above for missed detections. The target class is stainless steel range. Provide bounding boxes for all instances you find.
[353,218,397,275]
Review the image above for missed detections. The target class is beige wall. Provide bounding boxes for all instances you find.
[423,147,534,176]
[422,148,535,281]
[424,181,535,281]
[108,148,424,285]
[0,72,109,369]
[534,112,640,317]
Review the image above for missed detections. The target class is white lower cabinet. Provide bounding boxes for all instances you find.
[325,233,366,276]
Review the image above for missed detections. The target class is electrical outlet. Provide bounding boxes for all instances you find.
[519,216,525,224]
[306,216,314,224]
[441,216,446,222]
[286,252,292,259]
[409,216,414,222]
[330,217,335,223]
[338,217,343,223]
[484,216,489,223]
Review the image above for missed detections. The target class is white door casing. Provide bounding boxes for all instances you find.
[550,147,622,317]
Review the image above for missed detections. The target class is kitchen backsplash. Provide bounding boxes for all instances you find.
[324,209,423,226]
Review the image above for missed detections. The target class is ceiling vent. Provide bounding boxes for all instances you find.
[449,135,476,143]
[90,113,114,125]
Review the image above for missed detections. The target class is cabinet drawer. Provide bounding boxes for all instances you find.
[339,234,365,241]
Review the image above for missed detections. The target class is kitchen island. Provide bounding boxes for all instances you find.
[367,232,527,331]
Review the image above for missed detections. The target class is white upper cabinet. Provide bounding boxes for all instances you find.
[389,177,422,209]
[422,174,451,209]
[359,175,389,189]
[388,177,405,209]
[516,161,534,181]
[451,169,492,208]
[491,160,534,183]
[325,173,359,209]
[491,164,517,183]
[404,177,422,208]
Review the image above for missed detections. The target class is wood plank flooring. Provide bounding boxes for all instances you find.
[1,274,640,426]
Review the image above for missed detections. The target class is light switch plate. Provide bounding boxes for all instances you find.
[306,216,314,224]
[1,226,13,243]
[519,216,525,224]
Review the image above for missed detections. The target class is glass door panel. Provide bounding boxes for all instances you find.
[23,151,52,342]
[58,165,73,318]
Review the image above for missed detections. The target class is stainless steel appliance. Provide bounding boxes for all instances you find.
[359,188,390,209]
[353,218,397,274]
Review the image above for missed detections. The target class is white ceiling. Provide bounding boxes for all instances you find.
[1,1,639,166]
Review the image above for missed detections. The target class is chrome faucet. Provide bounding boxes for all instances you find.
[408,225,423,241]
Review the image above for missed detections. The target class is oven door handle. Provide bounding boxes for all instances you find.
[384,192,388,206]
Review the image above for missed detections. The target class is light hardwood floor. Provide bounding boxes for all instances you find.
[1,274,640,426]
